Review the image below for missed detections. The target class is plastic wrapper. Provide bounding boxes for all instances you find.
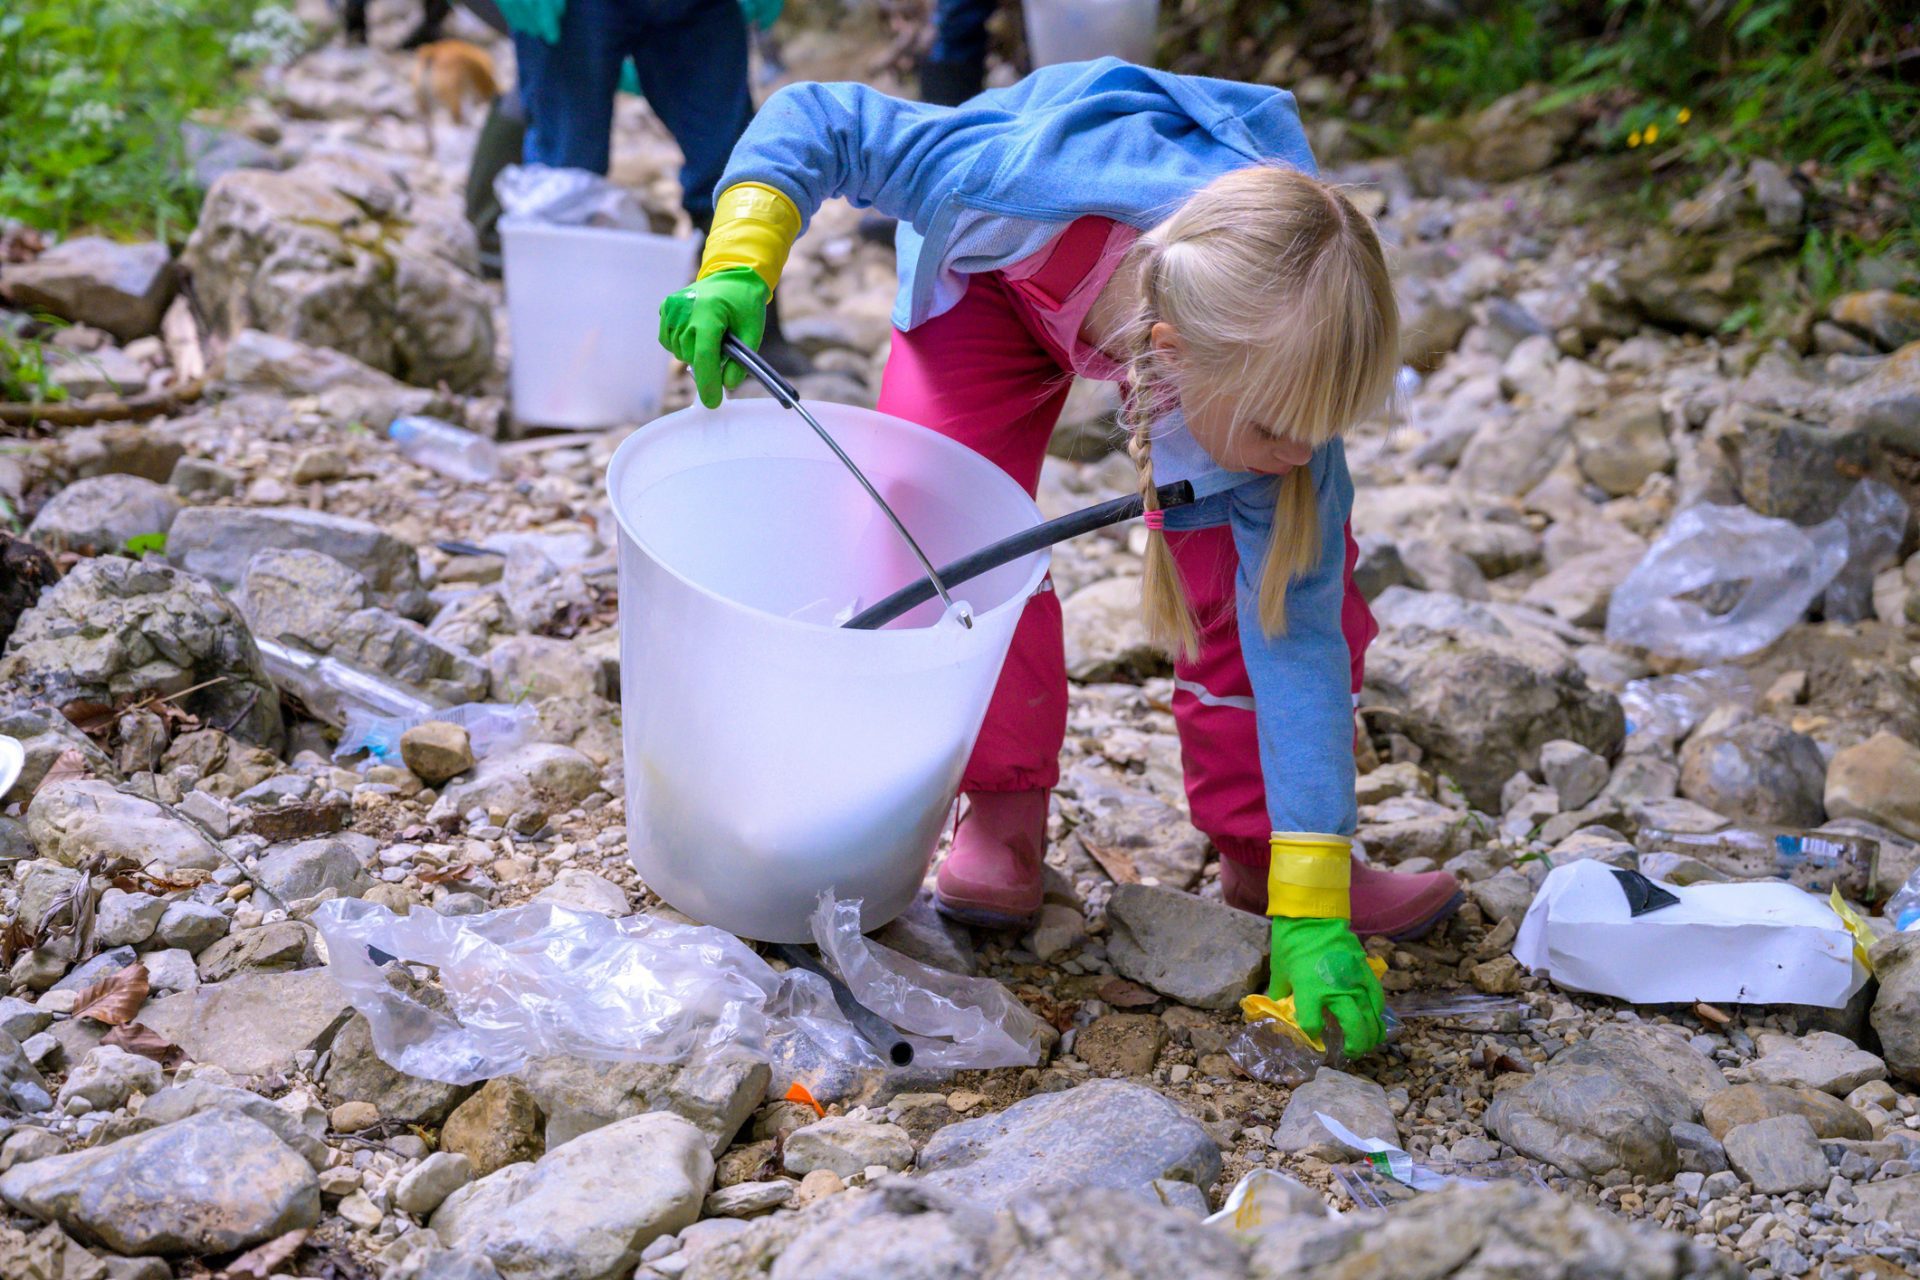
[1313,1114,1548,1208]
[310,891,1047,1088]
[1618,667,1754,745]
[1204,1170,1330,1229]
[1638,825,1878,901]
[496,164,654,231]
[335,702,539,765]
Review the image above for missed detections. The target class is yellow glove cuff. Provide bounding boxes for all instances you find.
[698,182,803,294]
[1267,832,1353,920]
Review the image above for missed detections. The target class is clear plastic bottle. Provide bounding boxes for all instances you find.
[388,415,501,483]
[1887,868,1920,932]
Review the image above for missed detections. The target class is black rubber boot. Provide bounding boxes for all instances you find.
[399,0,452,48]
[464,89,527,279]
[919,55,985,107]
[343,0,368,43]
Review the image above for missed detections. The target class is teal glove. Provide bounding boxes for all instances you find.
[1268,916,1387,1056]
[738,0,783,30]
[619,60,640,96]
[494,0,565,43]
[658,266,769,409]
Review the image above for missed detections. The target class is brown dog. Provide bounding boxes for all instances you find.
[414,39,498,153]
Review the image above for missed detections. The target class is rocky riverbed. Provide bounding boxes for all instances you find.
[3,2,1920,1278]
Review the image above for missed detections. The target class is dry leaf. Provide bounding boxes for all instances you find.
[32,749,89,794]
[101,1022,184,1067]
[71,963,149,1025]
[416,863,474,886]
[221,1228,308,1280]
[1078,836,1140,884]
[1096,977,1160,1008]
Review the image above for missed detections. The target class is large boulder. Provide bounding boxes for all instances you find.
[218,328,451,427]
[0,237,176,342]
[167,506,425,616]
[0,558,283,748]
[238,548,371,651]
[1361,623,1625,811]
[181,153,493,391]
[138,970,353,1079]
[431,1113,711,1280]
[1826,732,1920,841]
[26,780,220,874]
[0,1110,318,1256]
[1103,885,1269,1010]
[26,475,178,557]
[1870,932,1920,1086]
[1678,713,1827,828]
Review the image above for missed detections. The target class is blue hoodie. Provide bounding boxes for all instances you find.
[721,60,1357,837]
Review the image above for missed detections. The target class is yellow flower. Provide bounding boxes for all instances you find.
[1645,123,1660,143]
[1677,107,1692,124]
[1628,130,1642,147]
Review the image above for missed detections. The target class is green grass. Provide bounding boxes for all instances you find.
[0,331,66,404]
[0,0,302,241]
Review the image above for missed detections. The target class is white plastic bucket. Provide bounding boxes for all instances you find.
[502,218,697,429]
[1024,0,1158,67]
[607,400,1050,942]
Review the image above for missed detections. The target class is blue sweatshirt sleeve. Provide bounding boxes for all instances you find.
[1229,443,1358,837]
[717,81,993,233]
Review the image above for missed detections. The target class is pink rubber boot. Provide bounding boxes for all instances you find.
[934,789,1048,930]
[1219,847,1463,941]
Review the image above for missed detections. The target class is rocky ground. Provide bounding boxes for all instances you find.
[4,3,1920,1278]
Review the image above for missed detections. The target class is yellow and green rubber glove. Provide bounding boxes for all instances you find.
[658,182,801,409]
[1264,833,1388,1057]
[738,0,782,30]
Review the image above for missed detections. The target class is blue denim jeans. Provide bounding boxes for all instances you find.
[513,0,750,220]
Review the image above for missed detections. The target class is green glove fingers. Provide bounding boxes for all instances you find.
[1269,916,1387,1057]
[738,0,783,30]
[658,266,769,410]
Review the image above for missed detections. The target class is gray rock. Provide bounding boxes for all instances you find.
[16,862,84,942]
[0,999,52,1043]
[871,894,975,977]
[238,547,371,651]
[256,833,374,905]
[1,237,175,341]
[395,1152,472,1217]
[511,1053,766,1157]
[1062,577,1164,682]
[1,558,282,748]
[1679,714,1827,828]
[166,505,425,615]
[128,1078,328,1170]
[1579,1023,1729,1115]
[26,782,220,877]
[27,476,178,558]
[431,1113,711,1280]
[0,1110,318,1255]
[138,969,352,1078]
[141,948,198,994]
[1572,395,1674,497]
[1869,931,1920,1086]
[1539,740,1609,811]
[1852,1172,1920,1230]
[782,1118,914,1180]
[427,744,600,827]
[153,901,228,955]
[1065,769,1209,891]
[1468,869,1537,924]
[1361,624,1625,811]
[182,159,492,391]
[532,869,627,916]
[1746,1030,1888,1096]
[1270,1068,1399,1160]
[1104,885,1268,1010]
[703,1181,794,1218]
[1456,408,1571,498]
[911,1079,1219,1214]
[194,920,312,982]
[0,1130,65,1172]
[1724,1114,1831,1194]
[329,608,490,705]
[57,1047,163,1111]
[1671,1122,1729,1174]
[91,890,165,950]
[0,1032,53,1114]
[218,328,448,429]
[48,946,138,996]
[486,635,605,703]
[1245,1180,1739,1279]
[324,1008,472,1126]
[1486,1052,1680,1181]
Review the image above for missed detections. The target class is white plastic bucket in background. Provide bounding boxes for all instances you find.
[502,218,697,429]
[1024,0,1158,67]
[608,400,1049,943]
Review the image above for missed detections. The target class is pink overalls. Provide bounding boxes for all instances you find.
[874,216,1379,869]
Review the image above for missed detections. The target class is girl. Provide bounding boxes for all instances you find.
[659,59,1458,1054]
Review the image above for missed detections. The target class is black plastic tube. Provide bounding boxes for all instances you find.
[842,479,1197,631]
[773,944,916,1068]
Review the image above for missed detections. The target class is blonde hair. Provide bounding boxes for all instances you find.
[1119,166,1398,659]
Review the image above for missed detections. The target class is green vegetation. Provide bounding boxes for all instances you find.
[0,0,301,240]
[0,331,65,405]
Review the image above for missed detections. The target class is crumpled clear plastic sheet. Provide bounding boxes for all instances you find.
[810,894,1054,1072]
[1606,481,1909,661]
[311,892,1048,1088]
[495,164,654,230]
[1618,666,1755,744]
[335,702,538,765]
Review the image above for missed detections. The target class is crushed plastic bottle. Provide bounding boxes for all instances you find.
[1618,667,1755,744]
[1887,867,1920,932]
[1639,824,1880,901]
[336,702,539,764]
[256,636,439,728]
[1606,481,1909,661]
[389,415,502,484]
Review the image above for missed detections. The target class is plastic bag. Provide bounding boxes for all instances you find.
[1605,501,1848,662]
[1607,481,1909,660]
[496,164,654,230]
[810,893,1053,1072]
[1820,480,1910,622]
[1618,667,1754,744]
[310,892,1048,1088]
[335,702,539,764]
